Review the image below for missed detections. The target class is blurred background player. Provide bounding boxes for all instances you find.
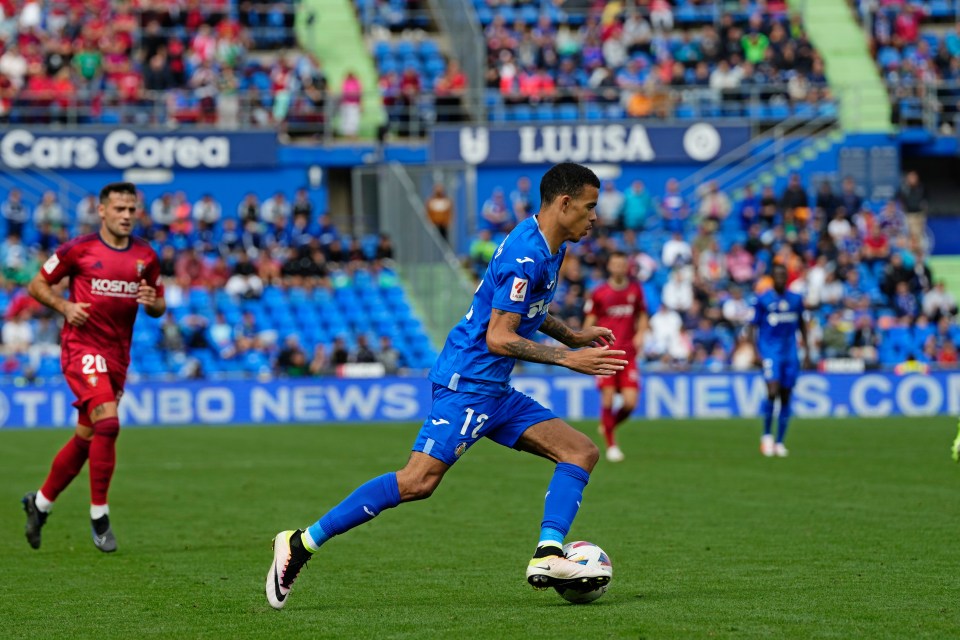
[266,163,628,609]
[21,182,166,552]
[583,251,648,462]
[749,263,811,458]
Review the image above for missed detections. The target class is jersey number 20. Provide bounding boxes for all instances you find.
[81,354,109,375]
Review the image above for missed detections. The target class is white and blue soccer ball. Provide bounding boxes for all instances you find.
[554,541,613,604]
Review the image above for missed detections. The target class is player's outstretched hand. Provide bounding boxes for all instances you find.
[575,325,616,348]
[136,279,157,308]
[63,302,91,326]
[565,345,628,376]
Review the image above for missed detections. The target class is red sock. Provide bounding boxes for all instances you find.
[89,417,120,506]
[40,435,91,502]
[600,407,616,447]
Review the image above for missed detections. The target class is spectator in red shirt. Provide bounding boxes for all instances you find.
[434,59,467,122]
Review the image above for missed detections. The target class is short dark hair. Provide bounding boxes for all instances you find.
[771,262,788,275]
[99,182,137,203]
[608,250,628,261]
[539,163,600,207]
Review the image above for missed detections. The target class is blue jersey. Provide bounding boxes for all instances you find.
[752,289,804,361]
[429,216,565,396]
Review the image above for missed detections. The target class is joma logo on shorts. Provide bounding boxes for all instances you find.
[91,279,139,295]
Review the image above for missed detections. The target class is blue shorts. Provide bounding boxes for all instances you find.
[412,384,558,465]
[761,356,799,389]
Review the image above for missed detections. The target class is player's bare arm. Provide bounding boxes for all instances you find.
[633,311,649,352]
[487,309,627,375]
[27,272,90,326]
[540,313,615,348]
[137,279,166,318]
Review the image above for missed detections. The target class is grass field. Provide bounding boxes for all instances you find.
[2,417,958,639]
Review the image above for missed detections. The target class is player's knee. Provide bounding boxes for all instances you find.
[564,437,599,472]
[396,469,442,501]
[92,416,120,439]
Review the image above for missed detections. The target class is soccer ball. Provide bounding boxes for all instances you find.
[553,541,613,604]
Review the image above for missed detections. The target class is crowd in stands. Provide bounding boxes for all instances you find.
[480,1,835,121]
[470,169,959,371]
[0,185,435,381]
[0,0,326,132]
[864,1,960,130]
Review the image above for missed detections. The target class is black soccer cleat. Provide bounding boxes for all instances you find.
[22,492,49,550]
[91,515,117,553]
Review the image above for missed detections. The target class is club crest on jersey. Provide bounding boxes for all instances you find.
[136,260,146,277]
[511,277,528,302]
[779,300,789,311]
[454,442,467,458]
[86,374,99,387]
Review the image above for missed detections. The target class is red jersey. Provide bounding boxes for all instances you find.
[584,280,646,356]
[41,232,163,367]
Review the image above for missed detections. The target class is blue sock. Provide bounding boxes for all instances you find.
[539,462,590,546]
[305,473,401,550]
[776,397,792,444]
[761,397,774,436]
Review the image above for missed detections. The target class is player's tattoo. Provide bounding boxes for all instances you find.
[503,338,568,365]
[539,314,578,347]
[90,404,108,420]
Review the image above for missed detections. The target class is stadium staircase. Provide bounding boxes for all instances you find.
[678,117,845,207]
[295,0,386,138]
[787,0,892,132]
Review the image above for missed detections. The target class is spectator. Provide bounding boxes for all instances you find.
[662,231,692,268]
[923,281,957,321]
[261,191,291,226]
[849,315,880,364]
[331,336,350,366]
[780,173,809,215]
[426,183,454,241]
[159,313,186,353]
[33,191,66,230]
[697,181,732,226]
[238,193,261,223]
[897,170,927,245]
[722,287,752,327]
[377,336,401,374]
[480,188,511,234]
[893,281,919,318]
[1,308,33,354]
[208,311,235,359]
[276,335,309,377]
[193,194,222,226]
[151,193,177,229]
[75,194,100,229]
[339,71,363,139]
[225,251,264,299]
[1,189,29,237]
[622,180,654,231]
[595,181,624,230]
[292,188,314,220]
[839,177,863,218]
[647,305,687,362]
[661,268,693,313]
[660,179,688,233]
[469,229,497,278]
[309,344,330,376]
[509,176,534,222]
[726,242,755,284]
[821,312,849,358]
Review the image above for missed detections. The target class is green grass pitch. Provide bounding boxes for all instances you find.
[2,417,958,639]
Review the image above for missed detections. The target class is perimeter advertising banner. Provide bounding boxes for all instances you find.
[0,129,279,170]
[429,123,752,166]
[0,372,956,429]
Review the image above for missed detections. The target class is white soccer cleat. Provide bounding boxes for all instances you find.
[266,530,311,610]
[605,445,625,463]
[774,443,789,457]
[527,549,611,591]
[760,434,775,457]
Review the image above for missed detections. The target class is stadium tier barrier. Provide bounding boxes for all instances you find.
[0,371,956,429]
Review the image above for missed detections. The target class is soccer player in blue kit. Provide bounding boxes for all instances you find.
[750,263,811,458]
[265,163,629,609]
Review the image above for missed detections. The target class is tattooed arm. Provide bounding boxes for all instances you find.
[487,308,628,375]
[539,314,581,348]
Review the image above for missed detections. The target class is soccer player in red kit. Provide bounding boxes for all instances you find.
[21,182,166,553]
[583,251,648,462]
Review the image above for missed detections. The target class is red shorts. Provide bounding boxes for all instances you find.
[61,343,127,419]
[597,359,640,391]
